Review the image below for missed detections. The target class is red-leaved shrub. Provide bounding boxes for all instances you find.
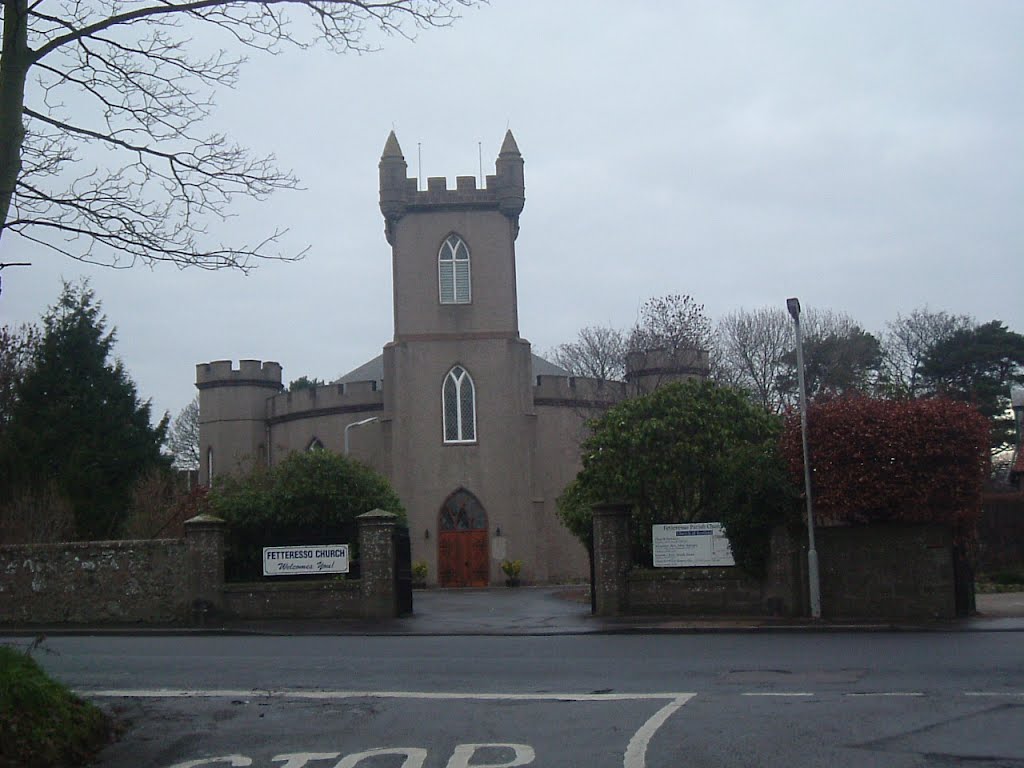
[780,396,989,527]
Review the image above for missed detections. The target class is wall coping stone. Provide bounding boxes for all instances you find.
[184,514,225,526]
[357,509,399,523]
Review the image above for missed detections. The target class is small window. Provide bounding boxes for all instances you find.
[443,365,476,443]
[306,437,324,451]
[439,234,471,304]
[206,446,215,486]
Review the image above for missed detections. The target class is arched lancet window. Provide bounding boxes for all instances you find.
[306,437,324,452]
[206,446,215,486]
[442,365,476,443]
[438,234,471,304]
[439,489,487,531]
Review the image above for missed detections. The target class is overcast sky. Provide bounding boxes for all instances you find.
[2,0,1022,424]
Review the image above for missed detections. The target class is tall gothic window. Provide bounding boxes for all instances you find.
[443,365,476,443]
[438,234,471,304]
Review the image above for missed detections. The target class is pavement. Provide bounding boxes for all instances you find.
[4,586,1024,637]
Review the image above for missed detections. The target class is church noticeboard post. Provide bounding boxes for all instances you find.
[652,523,735,568]
[262,545,349,576]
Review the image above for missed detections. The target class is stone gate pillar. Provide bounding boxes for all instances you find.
[358,509,399,619]
[184,514,226,623]
[592,502,632,616]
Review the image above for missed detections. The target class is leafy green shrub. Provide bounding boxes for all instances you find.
[0,644,111,768]
[558,380,799,576]
[207,450,404,580]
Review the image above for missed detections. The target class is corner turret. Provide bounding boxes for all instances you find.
[495,130,525,221]
[379,131,409,238]
[624,348,710,395]
[195,360,283,484]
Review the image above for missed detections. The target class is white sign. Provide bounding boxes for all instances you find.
[262,545,349,576]
[652,523,735,568]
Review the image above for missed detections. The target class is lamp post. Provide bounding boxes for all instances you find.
[344,416,379,455]
[787,297,822,619]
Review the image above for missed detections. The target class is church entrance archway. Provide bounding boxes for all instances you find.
[438,489,489,587]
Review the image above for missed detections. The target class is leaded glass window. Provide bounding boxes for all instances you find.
[442,365,476,443]
[438,234,471,304]
[440,490,487,530]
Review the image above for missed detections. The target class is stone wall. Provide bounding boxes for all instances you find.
[0,539,188,624]
[816,523,956,620]
[592,503,959,620]
[0,512,404,626]
[223,580,362,620]
[627,567,763,615]
[977,493,1024,572]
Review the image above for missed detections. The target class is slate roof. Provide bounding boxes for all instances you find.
[336,353,570,385]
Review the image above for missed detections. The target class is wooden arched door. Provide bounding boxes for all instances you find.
[438,489,489,587]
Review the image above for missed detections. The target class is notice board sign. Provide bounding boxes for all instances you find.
[262,545,349,576]
[652,523,735,568]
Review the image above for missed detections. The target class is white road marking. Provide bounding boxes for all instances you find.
[445,744,535,768]
[741,692,814,697]
[622,694,695,768]
[335,748,427,768]
[845,692,924,697]
[272,755,340,768]
[965,692,1024,697]
[83,689,693,702]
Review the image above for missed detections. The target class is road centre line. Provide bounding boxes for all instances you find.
[741,692,815,697]
[965,692,1024,697]
[845,692,925,697]
[83,689,695,702]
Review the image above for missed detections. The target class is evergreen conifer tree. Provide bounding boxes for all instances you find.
[0,280,168,539]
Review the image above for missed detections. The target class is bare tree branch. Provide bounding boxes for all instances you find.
[1,0,477,269]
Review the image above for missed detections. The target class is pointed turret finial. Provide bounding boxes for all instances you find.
[495,129,524,227]
[379,130,409,238]
[382,130,404,159]
[499,129,520,156]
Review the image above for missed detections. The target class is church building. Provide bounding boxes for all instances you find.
[196,131,706,586]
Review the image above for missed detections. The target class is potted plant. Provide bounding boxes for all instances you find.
[501,559,522,587]
[412,560,428,589]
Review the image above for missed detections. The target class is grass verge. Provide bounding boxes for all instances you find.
[0,643,112,768]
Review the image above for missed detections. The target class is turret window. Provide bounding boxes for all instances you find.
[443,365,476,443]
[439,234,471,304]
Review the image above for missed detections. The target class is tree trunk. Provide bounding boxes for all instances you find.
[0,0,29,241]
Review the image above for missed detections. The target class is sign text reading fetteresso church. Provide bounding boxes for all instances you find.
[652,523,736,568]
[262,545,349,576]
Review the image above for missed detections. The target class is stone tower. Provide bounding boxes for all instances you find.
[377,131,537,586]
[195,360,283,484]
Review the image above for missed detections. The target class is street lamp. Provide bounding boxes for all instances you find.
[787,297,822,619]
[344,416,379,455]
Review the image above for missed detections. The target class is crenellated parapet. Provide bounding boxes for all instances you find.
[379,130,525,242]
[266,380,384,426]
[195,359,283,391]
[625,348,710,394]
[533,375,626,409]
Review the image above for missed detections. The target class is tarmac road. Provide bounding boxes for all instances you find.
[4,588,1022,768]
